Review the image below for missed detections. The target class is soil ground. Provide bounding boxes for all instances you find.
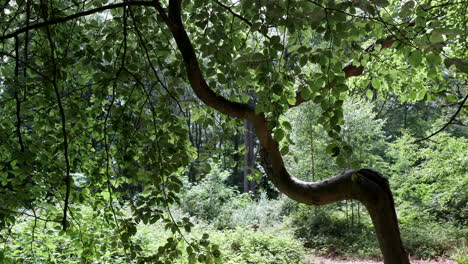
[305,255,459,264]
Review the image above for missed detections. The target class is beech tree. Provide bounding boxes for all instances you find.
[0,0,466,263]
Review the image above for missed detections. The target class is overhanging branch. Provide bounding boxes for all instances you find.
[154,0,256,120]
[413,93,468,143]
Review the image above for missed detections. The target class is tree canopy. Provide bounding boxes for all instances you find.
[0,0,467,263]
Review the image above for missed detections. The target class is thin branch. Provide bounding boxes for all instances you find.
[413,94,468,143]
[290,35,396,108]
[128,7,186,116]
[0,1,157,40]
[211,0,251,26]
[306,0,400,27]
[0,51,50,80]
[211,0,270,40]
[43,17,71,231]
[421,1,462,12]
[101,6,129,259]
[14,37,25,152]
[0,207,61,223]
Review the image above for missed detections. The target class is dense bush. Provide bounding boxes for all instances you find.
[289,204,380,258]
[229,193,286,229]
[180,163,239,228]
[1,207,127,264]
[212,227,304,264]
[288,200,467,260]
[397,208,468,259]
[135,221,304,264]
[389,133,468,224]
[180,163,289,229]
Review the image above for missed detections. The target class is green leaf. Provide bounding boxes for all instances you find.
[270,35,281,44]
[430,31,444,43]
[282,120,292,130]
[336,155,347,168]
[241,94,250,103]
[326,143,340,157]
[426,53,442,66]
[342,145,353,157]
[280,145,289,155]
[301,86,312,100]
[366,89,374,100]
[408,50,422,67]
[371,79,381,89]
[297,46,308,54]
[274,129,285,142]
[287,96,296,105]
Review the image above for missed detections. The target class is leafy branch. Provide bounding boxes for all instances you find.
[0,1,157,40]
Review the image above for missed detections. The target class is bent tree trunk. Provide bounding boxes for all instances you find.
[156,1,411,263]
[275,168,409,263]
[256,119,410,264]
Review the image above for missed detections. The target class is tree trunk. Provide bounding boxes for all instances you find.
[260,144,409,263]
[255,118,410,264]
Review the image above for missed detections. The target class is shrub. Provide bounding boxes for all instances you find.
[399,214,468,259]
[229,193,286,229]
[135,220,305,264]
[289,204,380,258]
[181,162,290,229]
[180,162,237,228]
[214,226,304,264]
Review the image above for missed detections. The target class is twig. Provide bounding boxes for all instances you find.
[14,36,25,152]
[0,207,61,223]
[211,0,251,26]
[43,12,71,231]
[128,7,186,116]
[413,94,468,143]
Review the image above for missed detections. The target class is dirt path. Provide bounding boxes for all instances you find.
[305,255,459,264]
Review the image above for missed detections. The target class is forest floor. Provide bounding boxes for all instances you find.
[305,255,458,264]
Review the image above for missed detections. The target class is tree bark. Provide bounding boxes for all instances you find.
[157,1,411,262]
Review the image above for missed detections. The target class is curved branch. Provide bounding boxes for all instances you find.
[155,0,256,120]
[413,93,468,143]
[256,126,409,262]
[211,0,252,27]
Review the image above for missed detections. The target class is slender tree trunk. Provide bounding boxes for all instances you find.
[243,120,256,194]
[231,129,243,191]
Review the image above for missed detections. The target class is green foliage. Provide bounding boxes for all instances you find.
[286,97,388,179]
[289,204,380,258]
[399,217,467,259]
[2,206,129,264]
[0,0,467,262]
[215,227,304,264]
[180,162,239,228]
[229,193,286,229]
[389,133,468,224]
[181,163,287,229]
